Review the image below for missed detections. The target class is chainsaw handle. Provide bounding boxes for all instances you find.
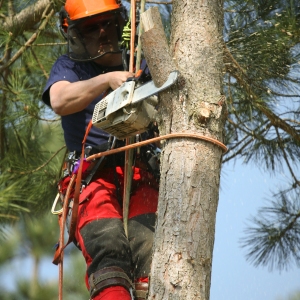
[126,68,144,82]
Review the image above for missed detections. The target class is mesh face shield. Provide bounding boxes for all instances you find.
[66,12,124,62]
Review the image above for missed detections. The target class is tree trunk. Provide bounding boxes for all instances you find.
[141,1,225,299]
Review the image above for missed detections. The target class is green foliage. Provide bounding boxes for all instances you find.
[0,121,65,221]
[0,0,66,223]
[63,249,90,299]
[0,213,89,299]
[241,190,300,271]
[277,290,300,300]
[224,0,300,166]
[0,284,57,300]
[222,0,300,271]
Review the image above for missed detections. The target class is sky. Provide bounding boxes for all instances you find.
[211,160,300,300]
[1,159,300,299]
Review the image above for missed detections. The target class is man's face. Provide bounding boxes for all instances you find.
[69,13,121,65]
[79,14,119,55]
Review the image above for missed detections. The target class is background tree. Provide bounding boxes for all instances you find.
[0,213,89,299]
[222,0,300,271]
[277,290,300,300]
[0,214,59,300]
[0,0,65,224]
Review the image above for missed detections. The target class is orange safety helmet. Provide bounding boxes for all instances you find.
[65,0,121,21]
[59,0,126,61]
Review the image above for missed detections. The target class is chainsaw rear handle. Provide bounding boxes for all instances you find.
[126,68,144,82]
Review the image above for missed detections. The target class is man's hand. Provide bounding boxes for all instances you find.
[107,71,134,90]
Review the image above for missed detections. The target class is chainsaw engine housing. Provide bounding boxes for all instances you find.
[92,95,158,139]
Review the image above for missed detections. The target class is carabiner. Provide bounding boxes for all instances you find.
[51,193,63,215]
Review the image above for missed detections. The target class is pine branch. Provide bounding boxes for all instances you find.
[0,43,10,64]
[9,145,66,175]
[223,118,271,162]
[2,0,62,37]
[0,7,55,74]
[241,191,300,271]
[275,127,300,187]
[25,111,60,122]
[30,48,49,79]
[33,42,67,47]
[224,43,300,144]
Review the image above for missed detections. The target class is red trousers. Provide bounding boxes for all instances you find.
[73,166,158,299]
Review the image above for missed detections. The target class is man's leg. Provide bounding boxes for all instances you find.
[128,168,158,300]
[75,168,133,300]
[128,214,156,300]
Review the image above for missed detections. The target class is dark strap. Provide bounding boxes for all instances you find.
[88,267,134,298]
[82,156,106,186]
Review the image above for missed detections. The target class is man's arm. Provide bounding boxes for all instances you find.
[50,71,133,116]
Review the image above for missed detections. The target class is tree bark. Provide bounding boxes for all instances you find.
[141,1,225,299]
[2,0,62,37]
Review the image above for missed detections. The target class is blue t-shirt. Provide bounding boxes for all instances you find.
[43,55,123,152]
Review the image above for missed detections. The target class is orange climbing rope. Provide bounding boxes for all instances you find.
[87,132,227,162]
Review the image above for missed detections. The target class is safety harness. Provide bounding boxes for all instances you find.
[52,127,227,299]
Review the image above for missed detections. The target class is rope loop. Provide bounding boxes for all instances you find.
[86,132,227,162]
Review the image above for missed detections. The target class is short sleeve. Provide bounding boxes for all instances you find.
[42,55,80,106]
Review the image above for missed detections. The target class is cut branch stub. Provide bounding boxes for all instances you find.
[140,6,176,87]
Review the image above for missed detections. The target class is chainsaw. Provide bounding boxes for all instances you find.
[92,71,179,139]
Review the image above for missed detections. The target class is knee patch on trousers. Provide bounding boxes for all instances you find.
[128,213,156,279]
[79,218,133,277]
